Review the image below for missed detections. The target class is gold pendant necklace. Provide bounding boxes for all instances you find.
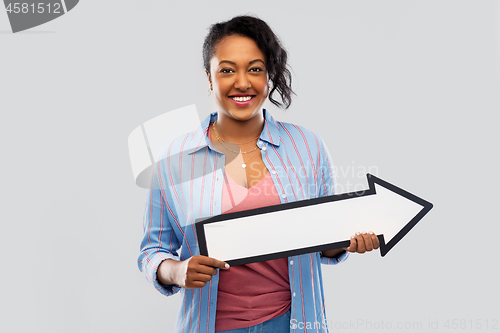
[212,121,261,169]
[212,121,259,154]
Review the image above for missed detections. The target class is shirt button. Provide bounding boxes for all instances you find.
[271,170,277,175]
[262,145,267,151]
[281,194,286,199]
[293,292,296,297]
[290,260,293,265]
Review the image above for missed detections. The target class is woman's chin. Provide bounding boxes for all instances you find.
[225,107,263,122]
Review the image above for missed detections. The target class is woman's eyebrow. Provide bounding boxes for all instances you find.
[218,59,265,66]
[249,59,265,65]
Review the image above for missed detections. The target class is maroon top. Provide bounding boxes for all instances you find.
[214,166,291,332]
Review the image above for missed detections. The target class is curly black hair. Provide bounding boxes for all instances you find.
[203,15,295,109]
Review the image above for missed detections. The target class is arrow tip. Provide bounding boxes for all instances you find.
[366,174,433,257]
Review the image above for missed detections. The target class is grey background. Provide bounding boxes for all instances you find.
[1,1,499,332]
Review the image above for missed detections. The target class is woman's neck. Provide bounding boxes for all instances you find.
[214,112,264,144]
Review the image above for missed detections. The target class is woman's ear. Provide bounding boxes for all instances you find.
[206,70,213,90]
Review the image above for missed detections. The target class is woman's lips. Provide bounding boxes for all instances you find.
[228,95,255,107]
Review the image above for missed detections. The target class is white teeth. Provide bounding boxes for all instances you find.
[231,96,253,102]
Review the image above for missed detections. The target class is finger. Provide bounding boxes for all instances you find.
[186,257,215,276]
[187,280,208,289]
[346,235,357,252]
[198,256,230,270]
[196,264,218,276]
[355,232,366,253]
[361,231,374,251]
[369,231,380,249]
[208,257,230,270]
[192,272,213,283]
[185,270,213,288]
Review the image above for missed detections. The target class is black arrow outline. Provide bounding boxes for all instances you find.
[195,173,433,265]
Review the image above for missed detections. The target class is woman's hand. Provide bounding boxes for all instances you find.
[346,231,380,254]
[157,255,230,289]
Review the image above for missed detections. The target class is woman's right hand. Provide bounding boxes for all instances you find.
[158,255,230,289]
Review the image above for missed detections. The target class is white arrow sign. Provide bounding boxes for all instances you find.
[196,174,433,265]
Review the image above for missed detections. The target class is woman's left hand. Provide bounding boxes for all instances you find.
[346,231,380,254]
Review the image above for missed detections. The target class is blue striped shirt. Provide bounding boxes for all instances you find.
[138,109,349,333]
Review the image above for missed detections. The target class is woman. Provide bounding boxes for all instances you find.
[138,15,379,333]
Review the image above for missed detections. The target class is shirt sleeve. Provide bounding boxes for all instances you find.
[316,134,350,265]
[137,162,182,296]
[320,250,349,265]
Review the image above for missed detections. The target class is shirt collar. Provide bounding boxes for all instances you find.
[186,108,281,155]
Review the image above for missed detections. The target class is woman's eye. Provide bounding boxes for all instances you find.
[220,69,234,74]
[250,68,263,72]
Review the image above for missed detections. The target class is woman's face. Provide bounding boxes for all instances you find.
[208,35,269,123]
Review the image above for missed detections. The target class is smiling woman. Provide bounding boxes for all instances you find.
[137,15,379,333]
[208,35,269,137]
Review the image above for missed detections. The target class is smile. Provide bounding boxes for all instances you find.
[229,96,254,102]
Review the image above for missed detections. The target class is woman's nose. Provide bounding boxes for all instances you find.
[234,72,251,91]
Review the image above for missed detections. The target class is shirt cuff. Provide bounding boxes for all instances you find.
[320,250,349,265]
[141,251,182,296]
